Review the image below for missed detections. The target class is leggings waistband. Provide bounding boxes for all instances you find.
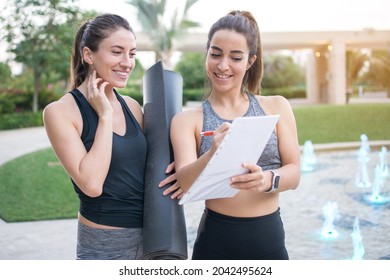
[204,207,280,224]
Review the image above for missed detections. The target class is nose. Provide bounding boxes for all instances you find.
[218,57,229,71]
[120,55,134,69]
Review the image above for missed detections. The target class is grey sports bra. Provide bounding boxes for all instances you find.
[199,93,281,171]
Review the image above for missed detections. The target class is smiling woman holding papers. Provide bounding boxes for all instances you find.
[169,11,300,260]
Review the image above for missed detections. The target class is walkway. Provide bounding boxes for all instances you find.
[0,126,51,165]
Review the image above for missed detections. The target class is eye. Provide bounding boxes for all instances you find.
[232,56,243,61]
[129,52,136,58]
[210,53,221,58]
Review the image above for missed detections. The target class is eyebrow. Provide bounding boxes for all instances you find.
[210,46,244,54]
[111,45,137,52]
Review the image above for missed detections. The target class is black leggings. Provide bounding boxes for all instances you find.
[192,208,289,260]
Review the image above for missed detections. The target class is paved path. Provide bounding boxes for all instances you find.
[0,126,51,166]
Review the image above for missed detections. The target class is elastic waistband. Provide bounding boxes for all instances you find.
[204,207,280,224]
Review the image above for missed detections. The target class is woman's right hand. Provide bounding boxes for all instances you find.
[87,70,112,118]
[209,122,231,155]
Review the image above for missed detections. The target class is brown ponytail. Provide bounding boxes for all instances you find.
[70,21,89,89]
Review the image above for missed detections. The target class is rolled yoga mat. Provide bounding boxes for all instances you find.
[142,61,188,260]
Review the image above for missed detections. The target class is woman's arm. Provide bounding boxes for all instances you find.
[43,79,113,197]
[170,110,230,192]
[273,96,301,191]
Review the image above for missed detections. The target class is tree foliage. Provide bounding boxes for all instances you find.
[126,0,200,69]
[174,52,205,89]
[345,49,369,92]
[364,50,390,97]
[262,54,305,89]
[0,0,90,112]
[0,62,12,86]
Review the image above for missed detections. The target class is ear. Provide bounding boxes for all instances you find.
[82,47,93,65]
[247,55,257,70]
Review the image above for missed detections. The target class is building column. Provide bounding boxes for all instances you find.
[305,52,319,103]
[313,46,329,103]
[327,41,347,104]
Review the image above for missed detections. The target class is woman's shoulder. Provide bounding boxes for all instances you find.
[256,94,288,104]
[172,106,203,127]
[43,92,81,134]
[120,94,142,110]
[176,105,203,118]
[43,93,76,116]
[255,94,291,113]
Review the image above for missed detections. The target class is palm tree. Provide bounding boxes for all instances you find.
[345,50,369,96]
[126,0,200,69]
[365,50,390,98]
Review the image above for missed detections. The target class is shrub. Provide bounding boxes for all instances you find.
[0,111,43,130]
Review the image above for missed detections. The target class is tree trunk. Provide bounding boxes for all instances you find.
[32,70,39,113]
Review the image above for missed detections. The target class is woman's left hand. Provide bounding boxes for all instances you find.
[158,162,184,199]
[230,163,271,193]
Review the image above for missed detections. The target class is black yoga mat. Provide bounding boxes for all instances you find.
[142,61,188,260]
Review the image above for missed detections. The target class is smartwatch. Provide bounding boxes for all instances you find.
[266,170,280,193]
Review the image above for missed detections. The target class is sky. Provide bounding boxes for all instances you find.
[78,0,390,32]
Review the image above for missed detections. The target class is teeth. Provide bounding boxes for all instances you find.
[216,74,230,79]
[114,71,128,77]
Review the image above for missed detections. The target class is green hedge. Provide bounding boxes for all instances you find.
[0,111,43,130]
[262,87,306,99]
[117,87,205,106]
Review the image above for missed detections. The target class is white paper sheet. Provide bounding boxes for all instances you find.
[179,115,280,205]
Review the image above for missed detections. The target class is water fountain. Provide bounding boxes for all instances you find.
[321,201,340,239]
[366,164,389,204]
[350,217,365,260]
[358,134,370,157]
[379,146,389,177]
[355,134,371,188]
[301,140,317,172]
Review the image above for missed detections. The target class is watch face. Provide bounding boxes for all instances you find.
[274,175,280,188]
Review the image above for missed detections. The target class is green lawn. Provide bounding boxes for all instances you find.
[0,103,389,222]
[0,148,78,222]
[294,103,390,144]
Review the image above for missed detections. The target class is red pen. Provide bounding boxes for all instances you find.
[200,131,214,137]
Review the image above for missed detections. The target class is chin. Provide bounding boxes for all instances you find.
[110,81,128,89]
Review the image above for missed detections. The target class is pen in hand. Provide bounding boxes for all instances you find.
[200,131,214,137]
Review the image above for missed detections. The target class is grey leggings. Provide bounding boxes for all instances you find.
[76,222,143,260]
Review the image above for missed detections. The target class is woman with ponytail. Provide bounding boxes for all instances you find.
[43,14,178,260]
[170,11,301,259]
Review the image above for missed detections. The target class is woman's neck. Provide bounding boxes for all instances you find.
[208,92,250,119]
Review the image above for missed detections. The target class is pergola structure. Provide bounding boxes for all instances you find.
[137,29,390,104]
